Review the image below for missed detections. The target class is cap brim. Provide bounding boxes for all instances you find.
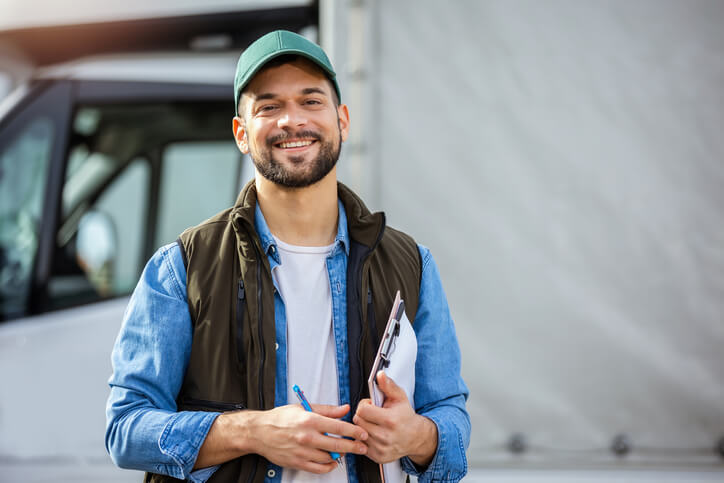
[235,49,340,114]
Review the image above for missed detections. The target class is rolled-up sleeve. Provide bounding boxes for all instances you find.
[400,245,470,482]
[105,243,220,482]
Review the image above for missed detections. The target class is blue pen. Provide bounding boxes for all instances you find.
[293,384,343,465]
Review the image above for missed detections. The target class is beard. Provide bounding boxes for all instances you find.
[249,126,342,188]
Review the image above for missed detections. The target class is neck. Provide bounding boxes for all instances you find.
[255,168,339,246]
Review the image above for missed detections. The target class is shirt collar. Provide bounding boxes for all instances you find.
[254,200,350,264]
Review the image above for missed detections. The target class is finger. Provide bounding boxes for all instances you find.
[308,432,368,455]
[310,403,351,419]
[301,447,337,465]
[376,371,407,403]
[289,445,340,470]
[353,411,385,440]
[314,415,369,441]
[297,460,338,474]
[354,398,389,426]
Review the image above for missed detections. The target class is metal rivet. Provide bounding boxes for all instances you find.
[508,433,526,454]
[275,342,279,350]
[267,468,276,478]
[611,434,632,457]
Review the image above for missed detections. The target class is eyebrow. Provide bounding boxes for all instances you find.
[254,93,278,101]
[301,87,327,96]
[252,87,328,102]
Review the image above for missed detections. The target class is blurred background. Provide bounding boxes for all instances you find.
[0,0,723,481]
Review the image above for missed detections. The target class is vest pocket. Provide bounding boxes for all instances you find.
[179,397,246,412]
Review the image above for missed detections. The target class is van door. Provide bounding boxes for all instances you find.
[0,79,245,481]
[0,80,72,320]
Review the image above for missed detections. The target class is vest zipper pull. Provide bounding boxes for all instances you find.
[238,279,245,300]
[367,287,372,304]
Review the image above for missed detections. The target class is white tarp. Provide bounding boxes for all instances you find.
[333,0,724,469]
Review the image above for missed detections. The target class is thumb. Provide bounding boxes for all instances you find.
[376,371,407,403]
[310,403,351,419]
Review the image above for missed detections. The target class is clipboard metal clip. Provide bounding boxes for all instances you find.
[379,300,404,369]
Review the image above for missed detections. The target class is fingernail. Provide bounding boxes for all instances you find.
[360,445,367,454]
[361,431,368,440]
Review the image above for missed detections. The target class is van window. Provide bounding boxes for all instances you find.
[154,141,241,248]
[46,101,240,311]
[49,151,150,306]
[0,117,53,318]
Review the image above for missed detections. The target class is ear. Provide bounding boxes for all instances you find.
[337,104,350,143]
[232,116,249,154]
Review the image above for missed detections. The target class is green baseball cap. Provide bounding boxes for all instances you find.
[234,30,341,115]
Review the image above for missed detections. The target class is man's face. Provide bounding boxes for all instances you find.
[233,58,349,188]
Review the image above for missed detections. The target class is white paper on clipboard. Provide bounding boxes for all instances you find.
[367,290,417,483]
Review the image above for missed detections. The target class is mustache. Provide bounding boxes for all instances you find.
[266,130,322,147]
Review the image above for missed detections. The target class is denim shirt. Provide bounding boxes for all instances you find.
[106,202,470,483]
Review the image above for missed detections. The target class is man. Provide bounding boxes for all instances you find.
[106,30,469,483]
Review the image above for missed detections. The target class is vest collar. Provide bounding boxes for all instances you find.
[253,201,351,260]
[231,179,258,228]
[337,182,386,250]
[230,180,385,251]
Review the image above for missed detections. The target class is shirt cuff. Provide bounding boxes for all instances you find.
[400,412,468,483]
[156,411,220,480]
[188,465,220,483]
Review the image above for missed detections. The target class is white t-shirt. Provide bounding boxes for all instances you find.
[271,236,347,483]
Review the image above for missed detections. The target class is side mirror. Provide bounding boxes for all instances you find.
[75,210,117,296]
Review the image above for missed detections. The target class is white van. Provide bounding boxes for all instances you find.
[0,3,314,481]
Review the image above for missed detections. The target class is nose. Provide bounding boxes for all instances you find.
[277,104,307,129]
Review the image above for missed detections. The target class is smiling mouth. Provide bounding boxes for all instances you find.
[275,139,316,149]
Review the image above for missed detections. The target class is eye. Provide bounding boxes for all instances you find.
[259,104,278,112]
[304,98,322,106]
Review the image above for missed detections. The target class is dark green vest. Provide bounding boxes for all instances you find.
[146,181,421,483]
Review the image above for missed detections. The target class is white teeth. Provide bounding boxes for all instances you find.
[279,140,313,148]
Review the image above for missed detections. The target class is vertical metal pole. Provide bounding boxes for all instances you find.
[346,0,366,197]
[320,0,379,207]
[319,0,337,64]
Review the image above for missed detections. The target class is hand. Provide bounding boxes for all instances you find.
[353,371,438,466]
[247,403,368,474]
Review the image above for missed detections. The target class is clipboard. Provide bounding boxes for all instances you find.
[367,290,417,483]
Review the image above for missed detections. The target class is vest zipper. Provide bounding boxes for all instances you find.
[237,279,246,366]
[240,224,264,483]
[356,224,387,413]
[355,282,367,407]
[239,221,266,411]
[367,287,379,350]
[242,223,266,410]
[254,245,264,409]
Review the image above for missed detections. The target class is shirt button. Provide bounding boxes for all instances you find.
[267,468,276,478]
